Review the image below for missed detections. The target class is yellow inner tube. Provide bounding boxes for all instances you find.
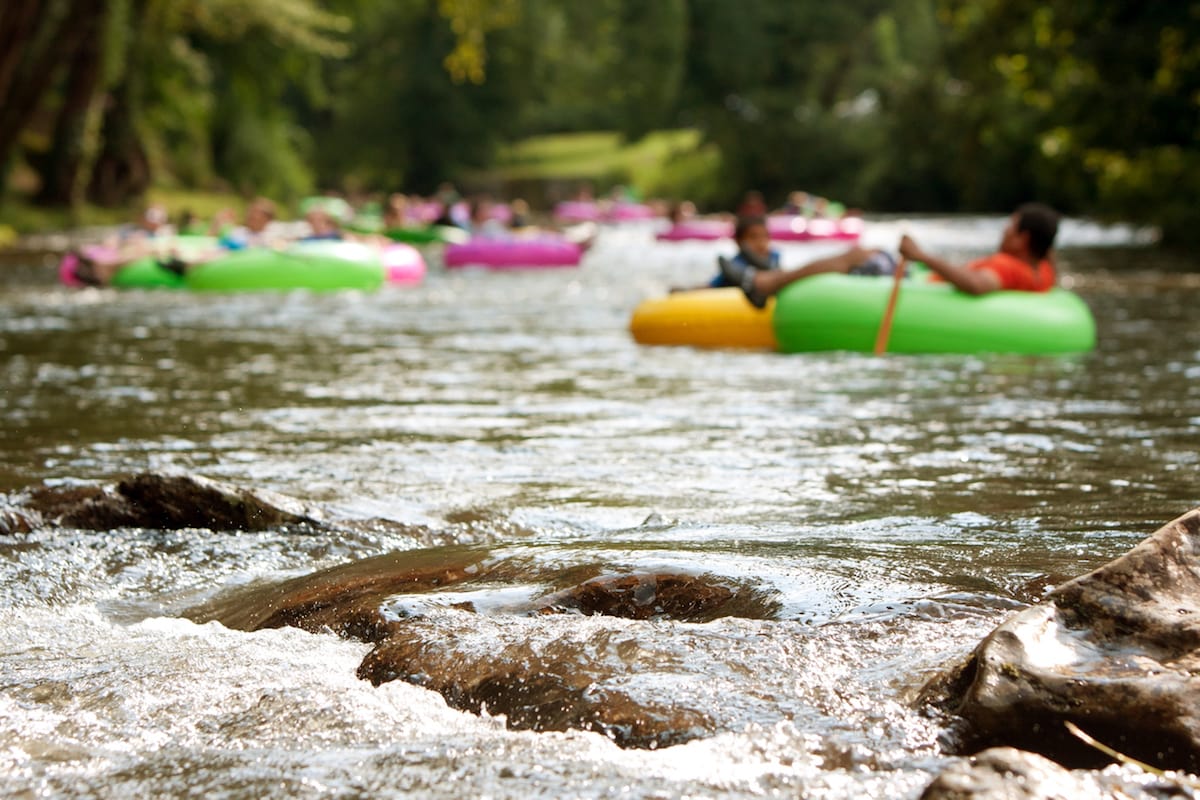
[629,287,776,350]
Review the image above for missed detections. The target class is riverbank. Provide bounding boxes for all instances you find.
[1,129,716,246]
[1,216,1196,798]
[461,129,722,208]
[0,188,248,242]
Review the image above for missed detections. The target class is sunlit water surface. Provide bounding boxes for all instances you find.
[2,216,1198,798]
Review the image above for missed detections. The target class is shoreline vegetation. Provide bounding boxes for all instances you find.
[3,4,1196,246]
[2,129,718,245]
[0,188,248,244]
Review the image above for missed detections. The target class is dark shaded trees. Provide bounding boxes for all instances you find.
[3,0,1198,240]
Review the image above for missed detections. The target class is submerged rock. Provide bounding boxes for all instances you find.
[190,543,775,636]
[21,473,325,532]
[921,508,1200,772]
[0,504,37,536]
[4,473,512,550]
[187,546,775,748]
[187,547,493,640]
[529,572,780,622]
[357,623,712,749]
[919,747,1158,800]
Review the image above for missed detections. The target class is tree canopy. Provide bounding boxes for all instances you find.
[2,0,1197,240]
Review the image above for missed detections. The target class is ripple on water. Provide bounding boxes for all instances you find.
[1,220,1197,797]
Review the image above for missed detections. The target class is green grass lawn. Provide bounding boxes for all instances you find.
[0,188,249,238]
[145,188,248,221]
[481,129,722,201]
[3,129,725,240]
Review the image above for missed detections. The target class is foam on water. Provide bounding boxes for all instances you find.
[1,216,1196,797]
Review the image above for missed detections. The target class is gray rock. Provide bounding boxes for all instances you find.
[921,748,1090,799]
[0,504,38,536]
[187,546,489,639]
[22,473,326,532]
[358,624,712,749]
[921,508,1200,772]
[528,572,780,622]
[186,548,770,748]
[919,747,1164,800]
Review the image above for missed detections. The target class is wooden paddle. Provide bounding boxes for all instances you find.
[873,257,909,355]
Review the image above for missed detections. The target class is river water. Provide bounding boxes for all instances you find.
[1,216,1198,798]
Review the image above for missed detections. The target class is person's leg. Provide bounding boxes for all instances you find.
[848,251,898,276]
[718,255,769,308]
[69,251,123,286]
[752,247,875,296]
[157,257,189,276]
[724,247,879,307]
[68,251,102,286]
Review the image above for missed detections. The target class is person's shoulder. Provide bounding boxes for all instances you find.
[969,252,1052,291]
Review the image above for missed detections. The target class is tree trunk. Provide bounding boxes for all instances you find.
[0,1,45,108]
[88,78,151,207]
[0,0,106,184]
[32,2,109,206]
[88,0,152,207]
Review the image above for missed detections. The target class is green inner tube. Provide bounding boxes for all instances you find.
[110,258,187,289]
[772,273,1096,354]
[299,196,353,222]
[385,225,468,245]
[110,241,385,292]
[109,235,221,289]
[184,245,383,292]
[345,214,383,235]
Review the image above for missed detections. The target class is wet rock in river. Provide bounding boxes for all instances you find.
[0,505,38,536]
[23,473,325,532]
[529,572,780,621]
[357,622,712,749]
[920,508,1200,772]
[187,552,772,747]
[188,547,492,640]
[919,748,1137,800]
[189,542,775,637]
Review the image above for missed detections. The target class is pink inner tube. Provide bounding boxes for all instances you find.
[444,237,583,269]
[554,201,603,223]
[409,202,443,224]
[767,215,864,242]
[610,202,656,221]
[556,201,657,223]
[382,243,427,285]
[59,253,84,287]
[656,220,734,242]
[58,244,119,286]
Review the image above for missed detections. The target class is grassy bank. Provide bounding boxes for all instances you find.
[2,129,723,242]
[0,188,248,239]
[472,129,723,205]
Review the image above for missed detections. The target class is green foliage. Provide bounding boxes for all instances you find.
[608,0,687,141]
[181,0,351,200]
[437,0,520,83]
[138,34,216,188]
[1,0,350,207]
[643,142,723,207]
[516,1,622,132]
[168,0,350,57]
[487,129,709,196]
[5,0,1199,242]
[215,101,315,200]
[312,0,538,193]
[677,0,897,209]
[919,0,1200,239]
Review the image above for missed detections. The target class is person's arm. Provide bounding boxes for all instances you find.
[899,234,1000,295]
[209,208,237,237]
